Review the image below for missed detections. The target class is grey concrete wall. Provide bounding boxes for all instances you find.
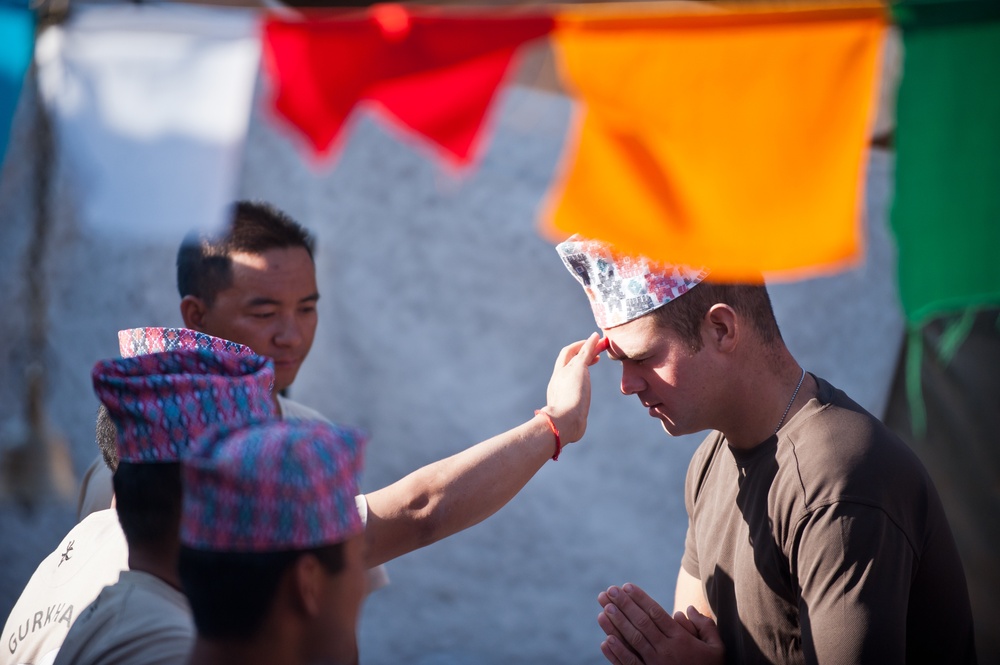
[1,72,902,663]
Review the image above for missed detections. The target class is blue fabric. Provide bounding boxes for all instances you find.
[0,4,34,169]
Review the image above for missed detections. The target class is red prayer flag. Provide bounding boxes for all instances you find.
[262,5,553,166]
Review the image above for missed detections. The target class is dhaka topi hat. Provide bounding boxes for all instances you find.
[119,327,255,359]
[180,420,367,552]
[92,349,276,464]
[556,234,708,329]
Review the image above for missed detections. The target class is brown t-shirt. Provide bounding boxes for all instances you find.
[682,376,975,664]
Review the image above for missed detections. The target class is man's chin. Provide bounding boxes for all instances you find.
[657,417,685,438]
[274,369,299,394]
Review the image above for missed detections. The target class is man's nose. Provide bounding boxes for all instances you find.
[274,314,303,347]
[620,367,645,396]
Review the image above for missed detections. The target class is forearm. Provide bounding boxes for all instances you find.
[363,413,559,567]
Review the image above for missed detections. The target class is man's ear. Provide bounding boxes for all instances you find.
[704,304,738,352]
[291,554,324,618]
[179,295,208,331]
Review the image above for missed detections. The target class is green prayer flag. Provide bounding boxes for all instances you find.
[891,0,1000,326]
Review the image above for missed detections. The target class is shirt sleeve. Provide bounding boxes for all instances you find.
[355,494,391,592]
[793,502,914,665]
[681,433,718,580]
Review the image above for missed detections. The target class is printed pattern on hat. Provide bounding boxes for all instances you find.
[557,234,708,329]
[92,349,275,464]
[181,420,367,552]
[118,327,255,359]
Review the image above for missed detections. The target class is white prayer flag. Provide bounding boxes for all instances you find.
[35,4,261,239]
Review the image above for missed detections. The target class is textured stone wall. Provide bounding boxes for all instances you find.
[1,70,902,663]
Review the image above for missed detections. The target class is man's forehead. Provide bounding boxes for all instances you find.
[219,248,318,303]
[229,251,271,271]
[604,314,660,358]
[228,247,314,271]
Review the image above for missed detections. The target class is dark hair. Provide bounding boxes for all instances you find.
[176,201,316,306]
[652,279,782,352]
[95,404,118,472]
[179,544,345,640]
[112,462,182,550]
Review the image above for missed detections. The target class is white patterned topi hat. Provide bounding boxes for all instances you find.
[556,235,708,329]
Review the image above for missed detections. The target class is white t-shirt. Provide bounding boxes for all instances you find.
[52,571,193,665]
[75,460,114,523]
[275,394,328,422]
[2,511,128,665]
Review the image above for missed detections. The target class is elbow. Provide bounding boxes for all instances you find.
[395,476,449,552]
[405,492,442,550]
[373,466,474,563]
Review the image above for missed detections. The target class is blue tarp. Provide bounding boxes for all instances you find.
[0,2,34,169]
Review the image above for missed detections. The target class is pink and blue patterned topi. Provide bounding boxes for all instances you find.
[556,234,708,329]
[92,349,276,464]
[180,420,367,552]
[118,326,255,359]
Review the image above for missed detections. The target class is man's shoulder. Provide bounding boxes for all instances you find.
[277,395,331,423]
[778,377,938,524]
[683,431,728,498]
[787,376,921,476]
[56,573,193,665]
[6,508,127,605]
[4,512,128,665]
[688,431,727,470]
[77,455,114,520]
[82,572,190,626]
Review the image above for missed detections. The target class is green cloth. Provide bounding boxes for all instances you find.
[891,0,1000,326]
[0,3,34,169]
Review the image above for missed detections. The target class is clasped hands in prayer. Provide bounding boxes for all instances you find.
[597,583,725,665]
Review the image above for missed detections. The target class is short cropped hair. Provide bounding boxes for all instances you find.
[653,279,782,352]
[112,462,182,550]
[179,544,345,640]
[95,404,118,472]
[177,201,316,306]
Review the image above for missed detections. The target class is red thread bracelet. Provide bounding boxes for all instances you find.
[534,409,562,461]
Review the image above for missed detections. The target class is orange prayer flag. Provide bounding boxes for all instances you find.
[543,2,887,281]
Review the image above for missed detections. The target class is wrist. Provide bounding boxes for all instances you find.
[534,409,562,461]
[539,405,583,444]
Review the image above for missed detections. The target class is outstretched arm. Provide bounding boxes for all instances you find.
[362,333,604,567]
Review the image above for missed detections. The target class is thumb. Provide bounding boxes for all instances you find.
[687,606,723,648]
